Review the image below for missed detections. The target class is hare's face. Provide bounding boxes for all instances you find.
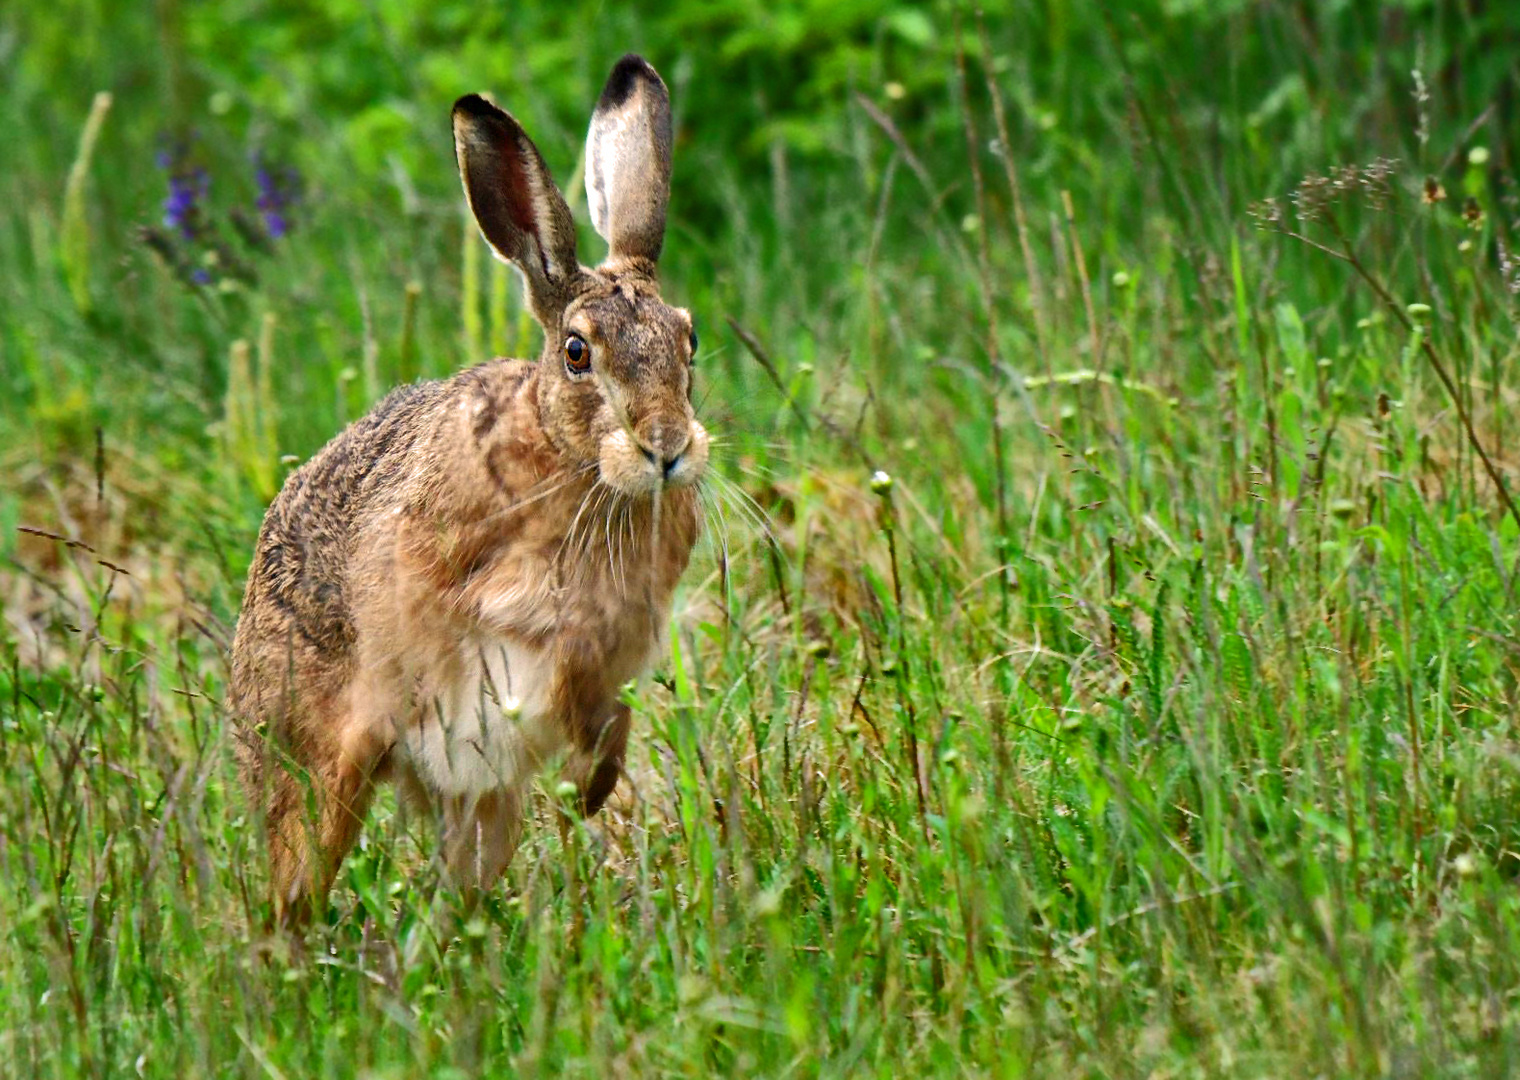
[542,271,709,497]
[453,56,703,499]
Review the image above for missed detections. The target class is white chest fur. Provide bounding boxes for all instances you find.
[400,634,562,797]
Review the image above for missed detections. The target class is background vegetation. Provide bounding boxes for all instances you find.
[6,0,1520,1075]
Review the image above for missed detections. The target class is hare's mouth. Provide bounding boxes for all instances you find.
[597,423,709,496]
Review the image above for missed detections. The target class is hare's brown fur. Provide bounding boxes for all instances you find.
[229,56,706,922]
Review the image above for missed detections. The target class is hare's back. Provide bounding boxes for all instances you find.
[233,379,452,689]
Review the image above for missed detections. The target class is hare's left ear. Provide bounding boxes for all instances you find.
[453,93,580,323]
[585,54,673,265]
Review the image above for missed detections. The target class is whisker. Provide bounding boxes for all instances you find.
[613,497,629,598]
[697,484,733,576]
[475,461,599,536]
[726,458,787,480]
[623,494,639,587]
[702,477,760,541]
[706,472,783,551]
[581,482,616,562]
[442,470,589,616]
[604,488,631,597]
[554,479,604,581]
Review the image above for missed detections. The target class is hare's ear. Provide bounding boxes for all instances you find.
[453,94,579,319]
[585,54,672,265]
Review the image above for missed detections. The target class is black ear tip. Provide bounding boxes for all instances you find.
[453,93,529,145]
[599,54,665,110]
[453,93,511,125]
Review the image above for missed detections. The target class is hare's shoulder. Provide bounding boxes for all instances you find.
[263,381,444,536]
[450,357,536,434]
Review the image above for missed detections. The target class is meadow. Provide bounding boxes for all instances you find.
[5,1,1520,1076]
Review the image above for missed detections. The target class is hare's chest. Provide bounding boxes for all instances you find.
[401,635,562,797]
[403,563,668,796]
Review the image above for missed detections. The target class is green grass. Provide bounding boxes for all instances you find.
[7,1,1520,1076]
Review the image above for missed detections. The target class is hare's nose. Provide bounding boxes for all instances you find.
[640,436,691,479]
[661,447,687,479]
[640,422,690,475]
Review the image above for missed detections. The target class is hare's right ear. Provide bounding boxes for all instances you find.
[453,94,579,320]
[585,55,673,265]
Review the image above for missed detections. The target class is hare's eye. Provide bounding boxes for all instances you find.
[688,329,699,360]
[563,334,591,374]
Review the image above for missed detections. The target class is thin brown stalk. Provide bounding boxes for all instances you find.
[1062,189,1102,369]
[724,315,811,432]
[1322,213,1520,534]
[879,489,929,842]
[853,92,973,273]
[853,93,940,211]
[975,9,1050,371]
[953,14,1010,557]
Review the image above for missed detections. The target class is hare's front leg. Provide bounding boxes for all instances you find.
[566,702,632,817]
[442,788,523,888]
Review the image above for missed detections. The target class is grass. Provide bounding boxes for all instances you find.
[6,1,1520,1076]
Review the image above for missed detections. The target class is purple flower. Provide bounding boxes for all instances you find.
[163,169,210,240]
[262,207,289,239]
[156,135,210,240]
[253,156,301,239]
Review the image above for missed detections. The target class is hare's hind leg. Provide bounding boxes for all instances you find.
[442,788,524,890]
[263,715,389,925]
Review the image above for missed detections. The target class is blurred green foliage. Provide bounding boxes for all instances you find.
[11,0,1520,227]
[0,1,1510,443]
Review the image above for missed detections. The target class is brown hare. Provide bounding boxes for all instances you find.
[229,55,707,923]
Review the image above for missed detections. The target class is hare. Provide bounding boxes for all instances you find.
[229,55,707,923]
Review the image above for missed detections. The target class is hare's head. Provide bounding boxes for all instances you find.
[453,55,708,498]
